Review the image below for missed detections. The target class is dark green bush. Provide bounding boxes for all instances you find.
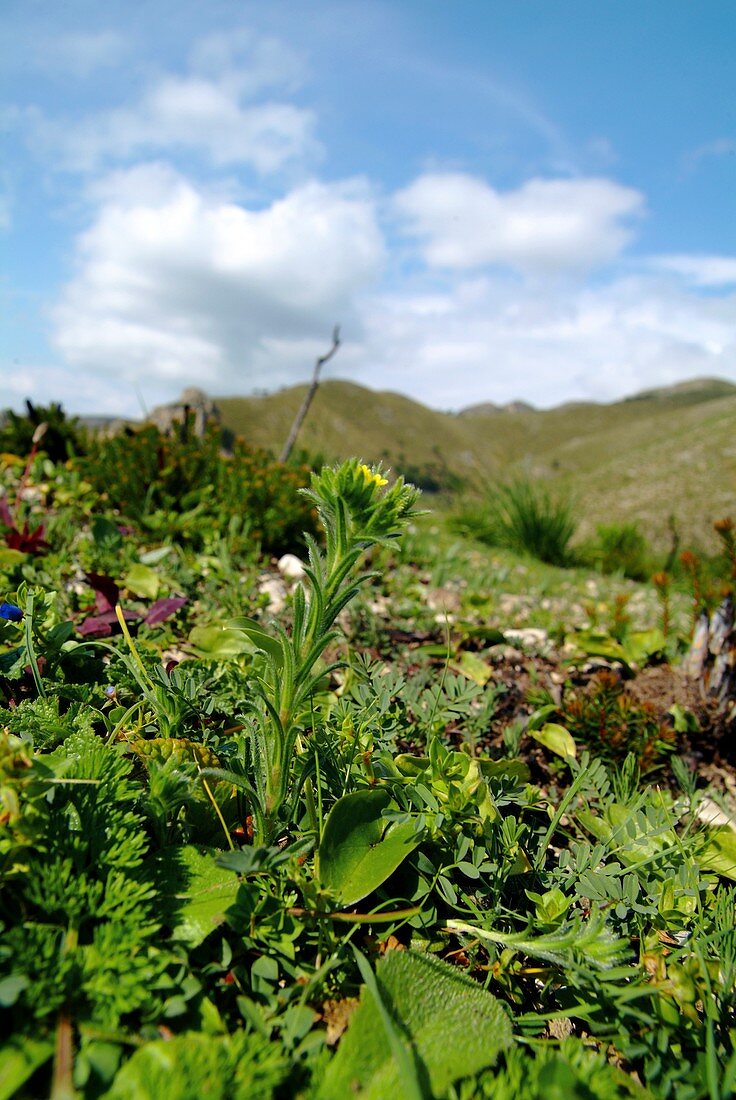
[78,422,318,554]
[0,401,88,462]
[394,458,465,495]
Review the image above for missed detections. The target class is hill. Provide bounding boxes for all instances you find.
[217,377,736,551]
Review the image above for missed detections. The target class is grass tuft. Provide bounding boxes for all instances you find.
[455,478,576,567]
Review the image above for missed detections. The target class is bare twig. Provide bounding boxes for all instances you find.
[279,325,341,463]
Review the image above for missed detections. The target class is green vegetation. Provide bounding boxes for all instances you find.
[80,422,319,555]
[583,521,653,581]
[1,410,736,1099]
[0,401,88,463]
[452,478,576,566]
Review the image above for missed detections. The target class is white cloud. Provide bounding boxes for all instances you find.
[353,270,736,410]
[18,28,318,174]
[1,361,139,418]
[51,167,384,404]
[652,254,736,287]
[189,28,307,98]
[682,138,736,173]
[36,31,129,77]
[394,172,644,274]
[46,160,736,417]
[53,75,318,173]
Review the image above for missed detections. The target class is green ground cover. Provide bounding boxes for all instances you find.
[1,427,735,1099]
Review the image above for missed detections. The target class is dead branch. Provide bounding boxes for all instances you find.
[279,325,341,464]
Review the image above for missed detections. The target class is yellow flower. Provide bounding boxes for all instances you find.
[358,464,387,488]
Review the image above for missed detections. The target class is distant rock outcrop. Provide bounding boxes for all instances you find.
[148,388,220,438]
[458,399,536,417]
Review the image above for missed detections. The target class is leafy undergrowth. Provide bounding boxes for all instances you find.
[1,442,736,1100]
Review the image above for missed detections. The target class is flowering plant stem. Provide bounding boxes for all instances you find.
[208,461,420,845]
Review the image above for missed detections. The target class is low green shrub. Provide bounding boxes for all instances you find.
[584,521,653,581]
[78,424,318,554]
[560,669,675,771]
[0,401,88,462]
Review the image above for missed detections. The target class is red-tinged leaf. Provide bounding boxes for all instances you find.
[5,523,49,555]
[78,608,139,638]
[145,597,187,626]
[0,498,13,527]
[78,615,114,638]
[84,573,120,614]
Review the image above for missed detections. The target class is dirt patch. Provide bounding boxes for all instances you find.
[477,646,736,791]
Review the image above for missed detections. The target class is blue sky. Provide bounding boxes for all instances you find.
[2,0,736,416]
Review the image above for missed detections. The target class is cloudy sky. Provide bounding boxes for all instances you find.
[2,0,736,416]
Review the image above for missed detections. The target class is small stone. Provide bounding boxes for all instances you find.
[277,553,306,580]
[504,627,550,652]
[258,576,288,612]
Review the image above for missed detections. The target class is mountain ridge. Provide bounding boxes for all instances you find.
[215,375,736,551]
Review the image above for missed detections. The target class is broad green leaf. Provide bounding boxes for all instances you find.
[458,624,506,646]
[0,548,26,568]
[188,624,254,658]
[448,650,492,684]
[393,753,430,778]
[318,790,419,906]
[411,643,453,659]
[154,845,240,948]
[621,629,666,666]
[566,628,666,670]
[104,1031,288,1100]
[0,1037,53,1100]
[699,825,736,881]
[0,973,28,1006]
[478,758,531,782]
[577,803,676,866]
[527,704,559,731]
[668,704,700,733]
[527,887,572,925]
[530,722,577,759]
[123,563,160,600]
[91,515,123,550]
[394,754,530,784]
[317,949,512,1099]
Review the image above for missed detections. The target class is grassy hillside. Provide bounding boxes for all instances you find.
[218,382,502,490]
[217,377,736,551]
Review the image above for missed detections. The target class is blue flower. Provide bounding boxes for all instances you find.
[0,602,23,622]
